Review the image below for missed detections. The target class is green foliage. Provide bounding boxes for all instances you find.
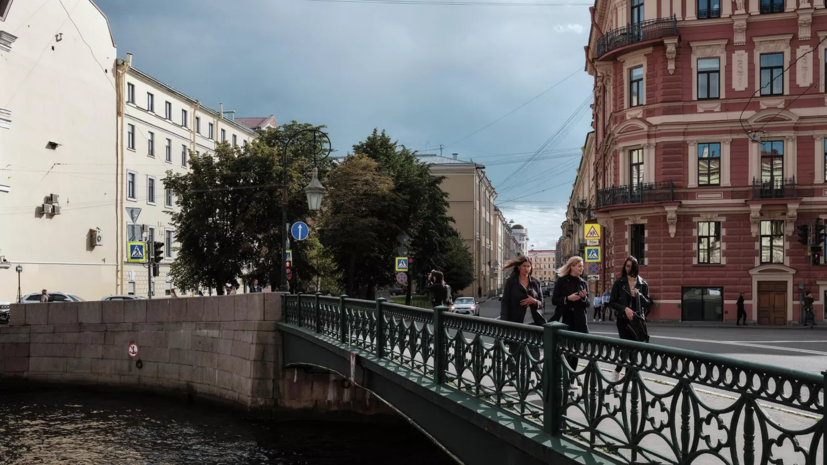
[303,235,342,294]
[440,234,475,293]
[163,121,333,293]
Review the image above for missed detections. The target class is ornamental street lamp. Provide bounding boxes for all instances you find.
[280,129,332,292]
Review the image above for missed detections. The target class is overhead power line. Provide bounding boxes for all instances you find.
[300,0,590,6]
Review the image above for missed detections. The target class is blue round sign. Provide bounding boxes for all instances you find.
[291,221,309,241]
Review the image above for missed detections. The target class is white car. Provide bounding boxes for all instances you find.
[450,297,479,316]
[101,295,146,301]
[20,292,84,303]
[0,301,9,324]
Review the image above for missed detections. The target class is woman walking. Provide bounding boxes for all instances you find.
[608,256,651,380]
[551,256,591,372]
[427,270,453,308]
[500,256,545,368]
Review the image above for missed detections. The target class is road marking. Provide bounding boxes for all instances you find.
[730,340,827,344]
[590,332,827,356]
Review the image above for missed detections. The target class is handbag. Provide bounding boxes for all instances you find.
[626,287,650,343]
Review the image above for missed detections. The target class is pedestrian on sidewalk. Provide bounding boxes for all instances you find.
[427,270,453,308]
[551,256,590,373]
[804,291,816,328]
[249,279,262,293]
[736,292,747,326]
[593,294,602,322]
[499,256,545,369]
[608,256,651,381]
[602,287,613,322]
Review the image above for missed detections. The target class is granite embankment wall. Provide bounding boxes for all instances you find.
[0,294,389,415]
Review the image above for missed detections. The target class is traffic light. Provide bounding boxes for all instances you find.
[811,246,823,265]
[814,219,826,246]
[152,241,164,276]
[797,224,810,246]
[286,261,291,268]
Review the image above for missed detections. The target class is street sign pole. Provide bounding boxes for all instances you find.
[147,240,154,300]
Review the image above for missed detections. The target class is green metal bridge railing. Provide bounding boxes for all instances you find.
[283,293,825,465]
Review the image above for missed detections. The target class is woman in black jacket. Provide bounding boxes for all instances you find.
[426,270,453,308]
[551,256,590,372]
[499,256,545,325]
[608,256,651,379]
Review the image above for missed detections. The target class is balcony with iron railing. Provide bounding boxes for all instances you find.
[596,15,678,60]
[752,177,796,199]
[596,181,674,208]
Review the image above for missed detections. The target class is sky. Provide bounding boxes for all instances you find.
[94,0,594,250]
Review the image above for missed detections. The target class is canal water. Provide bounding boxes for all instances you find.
[0,387,456,465]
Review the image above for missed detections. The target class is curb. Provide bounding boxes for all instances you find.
[586,321,827,330]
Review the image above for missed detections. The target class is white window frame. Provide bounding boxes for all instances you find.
[127,124,135,150]
[232,134,237,148]
[209,122,214,140]
[617,142,655,187]
[164,186,174,208]
[181,109,188,128]
[165,138,172,163]
[147,131,155,157]
[221,129,226,143]
[127,83,135,104]
[165,101,172,120]
[147,176,157,205]
[687,139,732,188]
[619,48,651,111]
[195,116,201,135]
[126,170,137,201]
[690,40,728,101]
[181,145,188,167]
[753,35,792,99]
[147,92,154,113]
[165,229,174,259]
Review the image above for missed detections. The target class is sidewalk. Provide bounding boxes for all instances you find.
[586,319,827,330]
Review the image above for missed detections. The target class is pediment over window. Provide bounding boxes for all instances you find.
[748,264,796,276]
[615,118,652,135]
[747,109,799,125]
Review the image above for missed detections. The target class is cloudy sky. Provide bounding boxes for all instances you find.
[95,0,593,249]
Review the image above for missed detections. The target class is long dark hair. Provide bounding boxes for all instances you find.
[431,270,445,286]
[503,256,533,279]
[621,256,640,279]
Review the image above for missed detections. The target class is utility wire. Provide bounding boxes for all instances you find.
[753,59,827,134]
[300,0,590,6]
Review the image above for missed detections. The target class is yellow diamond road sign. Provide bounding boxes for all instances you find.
[585,224,601,240]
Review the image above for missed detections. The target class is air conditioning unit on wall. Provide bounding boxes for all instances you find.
[42,204,54,214]
[90,228,103,247]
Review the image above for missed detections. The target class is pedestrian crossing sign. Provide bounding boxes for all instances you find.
[585,224,601,240]
[127,242,147,263]
[585,246,601,263]
[395,257,409,272]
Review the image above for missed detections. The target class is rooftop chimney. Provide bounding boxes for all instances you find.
[452,153,458,160]
[126,53,132,67]
[219,103,223,119]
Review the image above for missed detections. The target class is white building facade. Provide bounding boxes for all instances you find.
[0,0,118,301]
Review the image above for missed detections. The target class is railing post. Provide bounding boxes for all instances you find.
[543,322,567,436]
[314,292,321,334]
[339,294,348,344]
[433,305,447,384]
[376,297,386,358]
[296,294,303,328]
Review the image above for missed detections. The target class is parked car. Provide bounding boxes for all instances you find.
[450,297,478,316]
[20,292,84,303]
[101,295,146,301]
[389,286,406,296]
[0,301,9,324]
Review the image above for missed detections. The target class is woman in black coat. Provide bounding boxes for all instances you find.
[551,256,590,372]
[608,256,651,378]
[499,256,545,326]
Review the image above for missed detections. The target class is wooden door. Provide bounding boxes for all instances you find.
[757,281,787,325]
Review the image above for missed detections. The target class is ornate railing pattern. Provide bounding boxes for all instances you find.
[282,294,825,464]
[752,177,797,199]
[597,181,674,208]
[596,16,678,58]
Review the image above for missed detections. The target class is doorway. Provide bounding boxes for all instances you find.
[757,281,786,325]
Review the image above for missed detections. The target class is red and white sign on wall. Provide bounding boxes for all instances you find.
[128,343,139,358]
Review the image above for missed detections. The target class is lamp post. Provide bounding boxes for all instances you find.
[279,128,332,292]
[15,265,22,303]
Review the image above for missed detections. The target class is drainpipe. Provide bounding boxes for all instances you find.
[114,54,132,294]
[590,7,604,36]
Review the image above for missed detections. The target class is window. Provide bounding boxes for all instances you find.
[127,224,141,241]
[760,220,784,264]
[232,134,237,148]
[682,288,723,321]
[181,109,188,128]
[630,224,645,263]
[165,230,174,259]
[243,140,248,148]
[629,66,644,107]
[760,53,784,96]
[165,101,172,120]
[127,124,135,150]
[127,171,137,200]
[196,151,200,157]
[147,131,155,157]
[209,123,214,139]
[824,139,827,182]
[181,145,188,167]
[629,148,644,190]
[128,281,135,296]
[165,138,172,162]
[147,93,154,113]
[697,221,721,264]
[165,187,173,208]
[147,177,156,204]
[147,226,156,245]
[1,0,14,21]
[127,83,135,104]
[698,0,720,17]
[760,141,784,188]
[698,143,721,186]
[631,0,644,33]
[221,129,226,142]
[195,116,201,134]
[697,58,720,100]
[760,0,783,13]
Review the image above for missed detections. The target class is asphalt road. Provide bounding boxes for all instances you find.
[478,298,827,375]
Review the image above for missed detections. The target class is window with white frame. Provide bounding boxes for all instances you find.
[195,116,201,134]
[181,109,188,128]
[127,124,135,150]
[165,101,172,120]
[221,129,226,142]
[147,176,156,204]
[760,53,784,96]
[165,230,174,259]
[147,92,154,113]
[165,138,172,162]
[760,220,784,264]
[127,171,137,200]
[209,122,214,139]
[698,143,720,186]
[127,83,135,104]
[147,131,154,157]
[698,0,720,18]
[165,187,173,208]
[697,221,721,264]
[630,148,644,190]
[629,66,644,107]
[181,145,188,167]
[697,58,720,100]
[232,134,237,148]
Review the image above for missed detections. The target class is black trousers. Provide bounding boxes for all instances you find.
[614,319,639,373]
[561,308,589,373]
[593,305,602,320]
[736,308,747,324]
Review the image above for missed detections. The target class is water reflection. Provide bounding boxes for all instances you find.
[0,387,455,465]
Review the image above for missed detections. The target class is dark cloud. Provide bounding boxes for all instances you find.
[95,0,591,248]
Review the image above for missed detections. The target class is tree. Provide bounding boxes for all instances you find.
[440,234,474,294]
[319,154,400,298]
[304,235,342,294]
[163,122,333,293]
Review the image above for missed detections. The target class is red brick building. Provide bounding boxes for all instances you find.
[584,0,827,324]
